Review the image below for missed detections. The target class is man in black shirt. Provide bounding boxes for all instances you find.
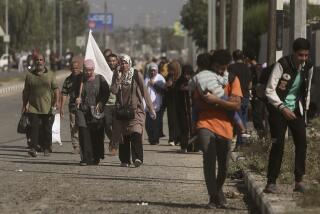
[60,57,83,154]
[229,50,252,148]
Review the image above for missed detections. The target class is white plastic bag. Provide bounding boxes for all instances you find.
[52,114,62,145]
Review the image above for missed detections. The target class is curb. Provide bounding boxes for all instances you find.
[231,152,276,214]
[243,169,276,214]
[0,71,69,97]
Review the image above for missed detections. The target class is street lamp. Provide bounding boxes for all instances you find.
[5,0,10,69]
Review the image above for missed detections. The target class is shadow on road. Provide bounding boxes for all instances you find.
[0,137,26,145]
[0,167,204,185]
[0,153,29,158]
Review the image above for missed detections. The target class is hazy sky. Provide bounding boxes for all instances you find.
[88,0,187,28]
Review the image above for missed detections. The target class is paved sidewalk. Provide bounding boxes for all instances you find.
[0,104,256,213]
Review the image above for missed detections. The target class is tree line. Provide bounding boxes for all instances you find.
[180,0,320,58]
[0,0,89,55]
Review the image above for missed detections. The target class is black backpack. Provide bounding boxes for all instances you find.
[255,57,290,102]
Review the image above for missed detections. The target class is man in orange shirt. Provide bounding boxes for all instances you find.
[194,50,242,208]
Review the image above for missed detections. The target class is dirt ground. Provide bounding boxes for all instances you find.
[0,93,257,214]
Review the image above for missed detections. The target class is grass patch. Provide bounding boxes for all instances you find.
[230,117,320,208]
[298,184,320,208]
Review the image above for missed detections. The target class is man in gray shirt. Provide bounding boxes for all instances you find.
[104,53,119,155]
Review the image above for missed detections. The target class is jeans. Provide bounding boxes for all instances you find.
[236,96,250,146]
[198,128,231,197]
[267,107,306,183]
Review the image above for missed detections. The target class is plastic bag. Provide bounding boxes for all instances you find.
[52,114,62,145]
[17,113,30,134]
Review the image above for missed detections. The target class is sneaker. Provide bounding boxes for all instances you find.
[206,201,216,209]
[241,133,251,138]
[80,161,87,166]
[263,183,278,194]
[134,159,142,168]
[92,159,100,165]
[211,191,227,209]
[168,141,175,146]
[120,162,129,167]
[44,149,50,156]
[293,182,305,193]
[28,149,37,157]
[178,148,187,154]
[35,146,44,152]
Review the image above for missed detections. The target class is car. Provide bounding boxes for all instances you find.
[0,54,11,71]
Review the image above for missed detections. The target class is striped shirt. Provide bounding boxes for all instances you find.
[189,70,228,97]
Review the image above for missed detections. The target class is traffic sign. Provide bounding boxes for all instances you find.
[76,36,86,47]
[87,13,113,32]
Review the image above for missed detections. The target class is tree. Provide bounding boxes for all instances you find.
[0,0,89,55]
[180,0,208,49]
[243,2,268,58]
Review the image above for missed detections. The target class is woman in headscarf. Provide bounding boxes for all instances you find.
[111,54,155,167]
[144,62,166,145]
[165,60,182,146]
[76,59,109,166]
[175,64,194,153]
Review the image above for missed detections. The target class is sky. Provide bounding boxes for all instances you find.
[87,0,187,28]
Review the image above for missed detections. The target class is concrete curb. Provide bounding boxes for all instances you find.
[243,169,276,214]
[0,71,69,97]
[231,152,276,214]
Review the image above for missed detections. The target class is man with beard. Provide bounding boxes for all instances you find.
[60,56,83,154]
[22,53,59,157]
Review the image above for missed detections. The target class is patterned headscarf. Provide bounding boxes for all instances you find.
[120,54,135,85]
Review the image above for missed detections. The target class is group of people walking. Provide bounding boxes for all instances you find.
[21,37,314,209]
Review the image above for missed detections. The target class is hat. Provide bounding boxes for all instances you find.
[84,59,95,69]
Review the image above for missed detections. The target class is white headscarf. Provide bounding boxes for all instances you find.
[120,54,135,85]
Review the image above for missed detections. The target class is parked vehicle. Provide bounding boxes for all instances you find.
[0,54,10,71]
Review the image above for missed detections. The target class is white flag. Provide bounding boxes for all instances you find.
[85,30,113,85]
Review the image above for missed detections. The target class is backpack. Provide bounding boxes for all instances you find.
[255,57,290,102]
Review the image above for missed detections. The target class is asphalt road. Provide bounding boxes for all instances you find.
[0,89,257,214]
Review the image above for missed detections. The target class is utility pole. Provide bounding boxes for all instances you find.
[276,0,284,61]
[53,0,57,54]
[207,0,216,51]
[267,0,283,65]
[5,0,9,57]
[59,0,63,58]
[103,0,108,49]
[218,0,226,49]
[290,0,307,42]
[229,0,243,52]
[267,0,276,65]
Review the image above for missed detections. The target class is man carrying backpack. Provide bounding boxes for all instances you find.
[264,38,313,193]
